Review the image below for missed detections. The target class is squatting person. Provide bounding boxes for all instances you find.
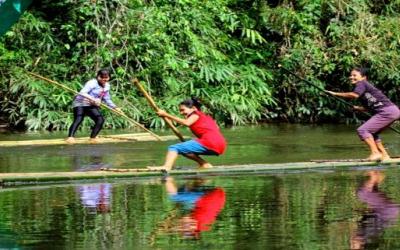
[326,67,400,161]
[148,97,226,171]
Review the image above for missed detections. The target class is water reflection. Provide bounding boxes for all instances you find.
[152,177,226,240]
[351,171,400,250]
[73,152,111,172]
[77,183,112,213]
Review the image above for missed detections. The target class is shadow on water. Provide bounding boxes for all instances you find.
[73,152,112,172]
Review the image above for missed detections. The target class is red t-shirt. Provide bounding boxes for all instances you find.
[189,110,226,155]
[191,187,226,232]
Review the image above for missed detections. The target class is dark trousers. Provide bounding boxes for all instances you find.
[68,106,105,138]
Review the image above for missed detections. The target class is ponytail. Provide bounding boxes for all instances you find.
[180,96,202,110]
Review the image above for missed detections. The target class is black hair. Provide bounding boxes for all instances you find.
[180,97,202,110]
[353,67,368,77]
[97,68,111,78]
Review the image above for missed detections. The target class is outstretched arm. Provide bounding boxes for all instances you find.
[157,110,199,127]
[325,91,359,99]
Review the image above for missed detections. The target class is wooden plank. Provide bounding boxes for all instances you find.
[0,133,179,147]
[0,158,399,185]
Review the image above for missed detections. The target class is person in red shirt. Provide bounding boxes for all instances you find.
[148,97,226,171]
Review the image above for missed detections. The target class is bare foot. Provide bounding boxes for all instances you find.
[147,166,171,172]
[366,153,382,162]
[89,138,99,144]
[65,137,76,144]
[381,154,391,161]
[198,163,213,169]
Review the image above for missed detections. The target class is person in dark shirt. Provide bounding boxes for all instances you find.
[326,68,400,161]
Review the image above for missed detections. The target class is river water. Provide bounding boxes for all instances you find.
[1,124,400,249]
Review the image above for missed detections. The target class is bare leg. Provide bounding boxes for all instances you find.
[376,141,390,160]
[148,151,178,171]
[183,154,213,168]
[364,137,382,161]
[165,177,177,194]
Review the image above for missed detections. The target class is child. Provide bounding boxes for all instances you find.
[66,68,121,144]
[148,97,226,171]
[326,67,400,161]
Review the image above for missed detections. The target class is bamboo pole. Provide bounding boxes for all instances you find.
[132,78,185,142]
[28,72,162,141]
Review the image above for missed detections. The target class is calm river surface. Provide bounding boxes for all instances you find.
[1,124,400,249]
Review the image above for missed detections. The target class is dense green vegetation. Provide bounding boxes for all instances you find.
[1,0,400,130]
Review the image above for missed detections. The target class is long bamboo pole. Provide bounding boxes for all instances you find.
[28,72,162,141]
[132,78,185,142]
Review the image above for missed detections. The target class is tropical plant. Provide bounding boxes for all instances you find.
[1,0,400,129]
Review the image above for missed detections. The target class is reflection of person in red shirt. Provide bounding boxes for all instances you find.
[350,171,399,249]
[162,177,226,239]
[190,187,226,234]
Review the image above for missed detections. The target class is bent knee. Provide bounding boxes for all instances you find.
[168,144,179,152]
[357,126,372,140]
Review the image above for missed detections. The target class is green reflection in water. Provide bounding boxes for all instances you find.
[1,169,400,249]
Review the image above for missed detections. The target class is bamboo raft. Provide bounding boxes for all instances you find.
[1,158,400,185]
[0,133,179,147]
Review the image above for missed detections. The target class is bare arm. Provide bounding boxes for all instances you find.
[157,110,199,127]
[325,91,359,99]
[353,105,367,112]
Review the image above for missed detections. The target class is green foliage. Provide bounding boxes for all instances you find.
[0,0,275,130]
[260,0,400,122]
[1,0,400,129]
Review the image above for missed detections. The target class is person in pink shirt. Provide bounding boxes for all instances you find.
[148,97,226,171]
